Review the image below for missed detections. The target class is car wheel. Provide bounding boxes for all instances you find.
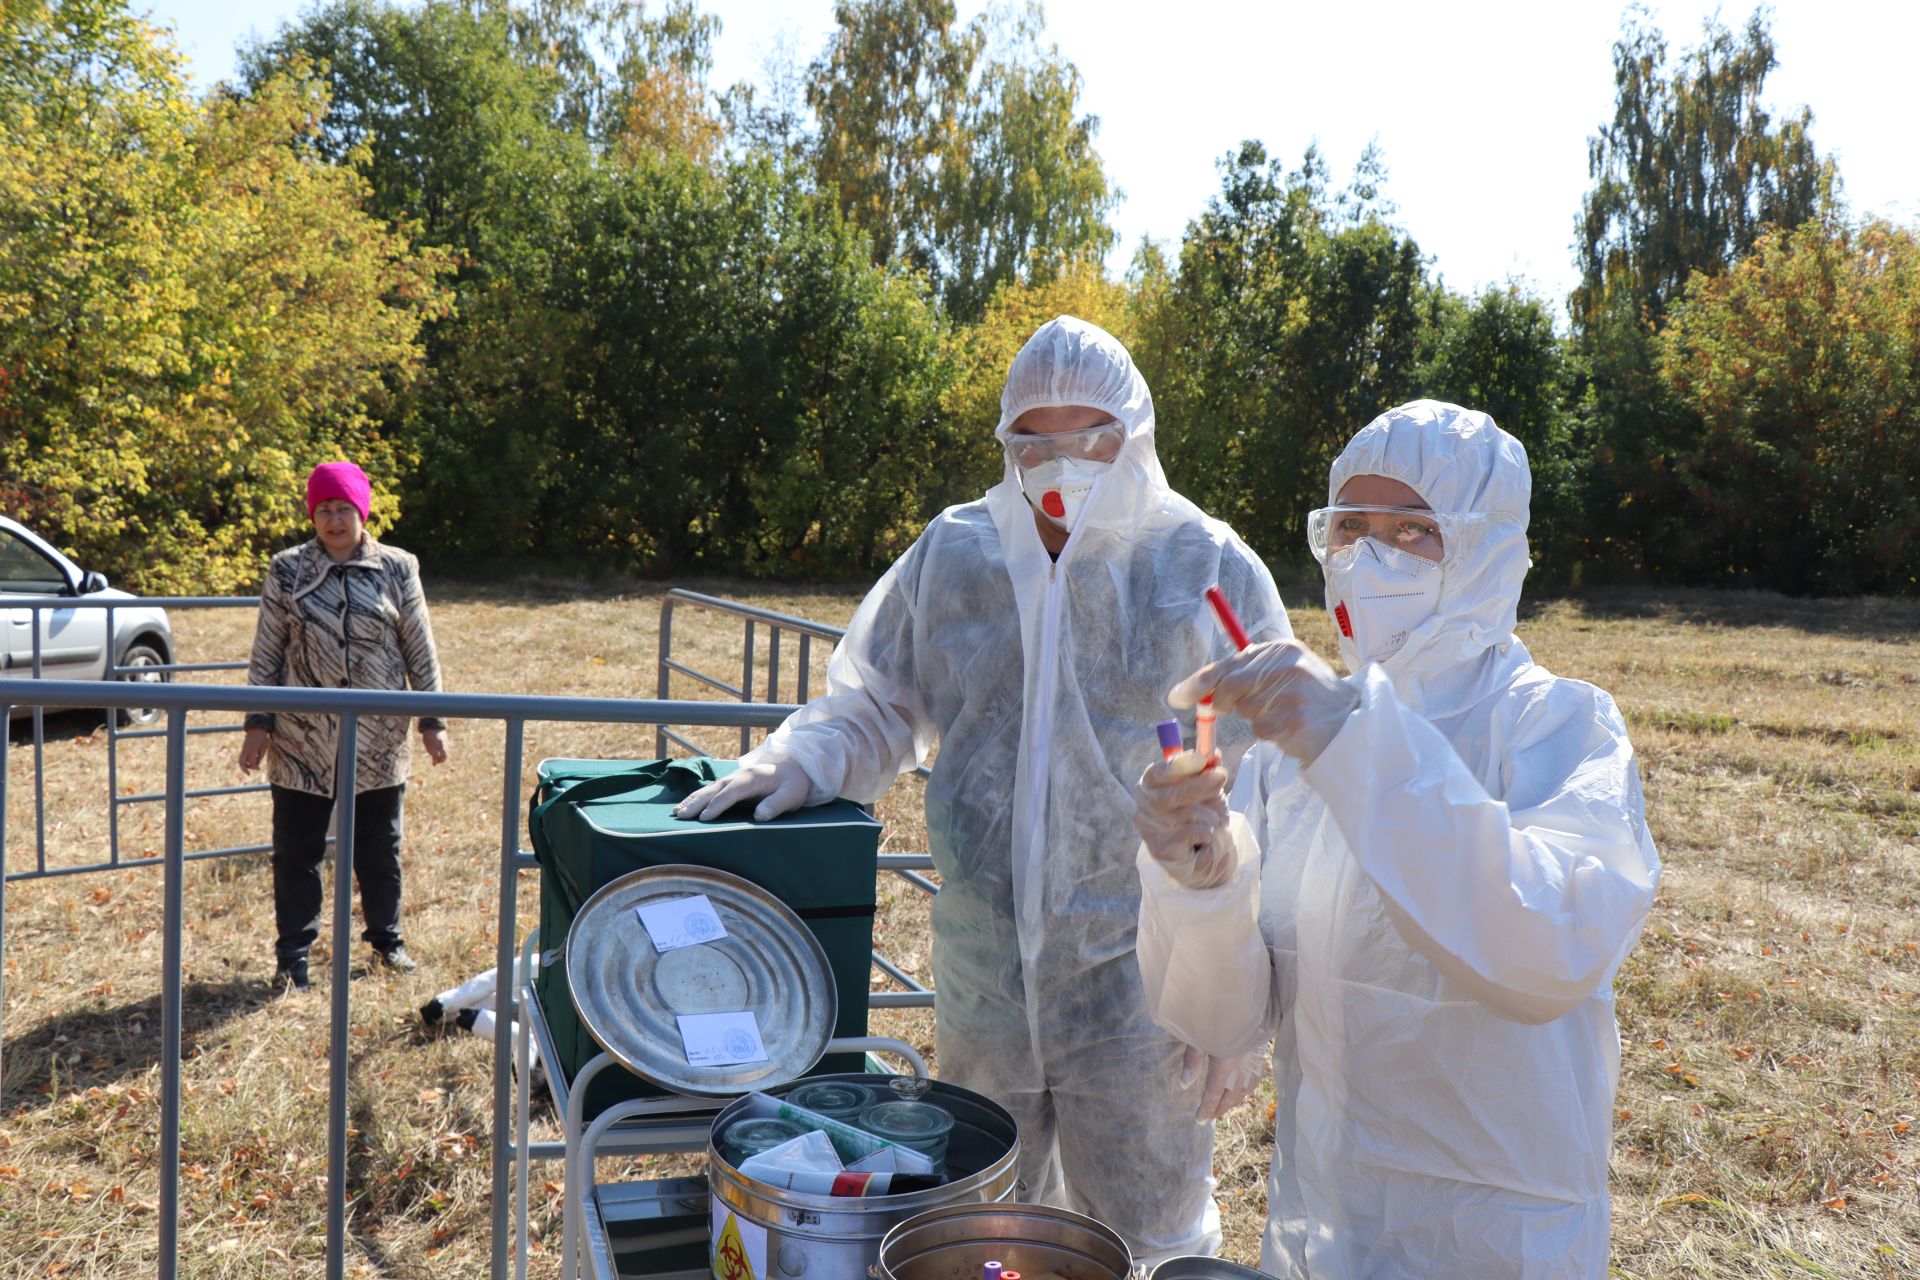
[116,642,169,727]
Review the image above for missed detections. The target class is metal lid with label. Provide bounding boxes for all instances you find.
[565,864,838,1097]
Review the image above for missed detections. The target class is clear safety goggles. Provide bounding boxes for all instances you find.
[1307,505,1488,564]
[1000,420,1127,470]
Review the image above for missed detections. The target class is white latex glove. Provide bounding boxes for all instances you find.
[1132,753,1236,889]
[1182,1043,1266,1122]
[672,759,812,823]
[1170,640,1360,765]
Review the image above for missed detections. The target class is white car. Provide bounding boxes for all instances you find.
[1,516,174,726]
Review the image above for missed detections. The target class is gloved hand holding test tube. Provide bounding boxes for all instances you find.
[1134,586,1253,888]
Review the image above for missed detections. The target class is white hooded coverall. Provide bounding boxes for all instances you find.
[742,316,1289,1262]
[1136,401,1661,1278]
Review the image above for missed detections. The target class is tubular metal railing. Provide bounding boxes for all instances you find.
[0,678,798,1280]
[653,588,847,758]
[2,587,944,1275]
[654,587,938,1010]
[3,595,265,882]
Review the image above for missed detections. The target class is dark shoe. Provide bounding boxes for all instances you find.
[373,944,417,973]
[275,958,311,991]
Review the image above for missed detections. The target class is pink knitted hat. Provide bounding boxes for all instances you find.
[306,461,372,521]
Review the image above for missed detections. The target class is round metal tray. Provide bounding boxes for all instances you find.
[1149,1256,1273,1279]
[565,864,837,1097]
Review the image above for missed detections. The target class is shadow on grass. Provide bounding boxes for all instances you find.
[6,706,116,745]
[1523,584,1920,643]
[0,976,268,1109]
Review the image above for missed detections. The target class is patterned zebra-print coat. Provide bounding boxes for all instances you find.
[244,536,445,796]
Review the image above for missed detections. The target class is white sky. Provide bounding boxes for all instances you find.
[155,0,1918,320]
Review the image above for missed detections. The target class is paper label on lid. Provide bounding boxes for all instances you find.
[635,894,727,951]
[677,1010,769,1066]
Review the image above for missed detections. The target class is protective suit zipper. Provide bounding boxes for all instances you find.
[1018,559,1063,972]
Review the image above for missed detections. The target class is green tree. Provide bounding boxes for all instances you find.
[239,0,592,264]
[1141,142,1427,566]
[1573,6,1831,333]
[938,260,1135,509]
[1416,285,1581,580]
[0,0,449,592]
[533,149,954,576]
[1654,217,1920,595]
[1571,6,1835,577]
[604,0,726,164]
[243,1,743,566]
[243,0,602,563]
[807,0,1113,318]
[933,5,1114,318]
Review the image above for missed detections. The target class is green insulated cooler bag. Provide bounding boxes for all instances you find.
[528,757,882,1121]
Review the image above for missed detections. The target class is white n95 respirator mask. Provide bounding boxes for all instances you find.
[1323,537,1442,670]
[1018,456,1108,532]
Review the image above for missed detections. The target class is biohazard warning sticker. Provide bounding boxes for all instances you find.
[711,1199,767,1280]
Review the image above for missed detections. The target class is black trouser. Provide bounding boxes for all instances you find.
[271,783,406,963]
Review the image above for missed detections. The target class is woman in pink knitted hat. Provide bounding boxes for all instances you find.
[237,461,449,991]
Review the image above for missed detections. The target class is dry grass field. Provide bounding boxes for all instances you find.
[1,578,1916,1278]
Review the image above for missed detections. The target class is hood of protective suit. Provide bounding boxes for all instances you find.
[992,315,1167,544]
[1327,400,1531,716]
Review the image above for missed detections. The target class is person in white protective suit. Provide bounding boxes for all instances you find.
[674,315,1288,1263]
[1131,400,1662,1279]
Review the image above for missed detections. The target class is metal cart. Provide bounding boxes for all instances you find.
[510,930,931,1280]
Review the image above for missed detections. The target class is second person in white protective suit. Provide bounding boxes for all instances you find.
[675,315,1289,1263]
[1132,400,1662,1278]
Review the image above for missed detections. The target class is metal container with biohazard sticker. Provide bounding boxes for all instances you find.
[708,1073,1019,1280]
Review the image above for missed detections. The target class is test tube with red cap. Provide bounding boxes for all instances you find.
[1205,585,1253,650]
[1196,586,1251,759]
